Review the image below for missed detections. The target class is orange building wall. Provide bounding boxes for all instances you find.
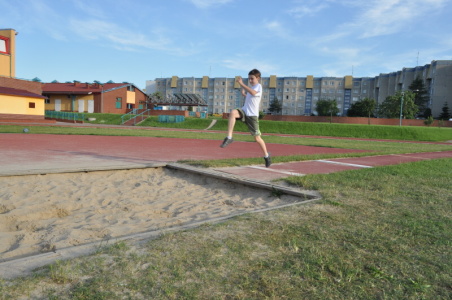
[0,94,45,116]
[0,28,16,78]
[45,94,95,112]
[96,87,149,114]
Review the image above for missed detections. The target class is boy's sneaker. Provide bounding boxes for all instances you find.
[220,137,233,148]
[264,153,272,168]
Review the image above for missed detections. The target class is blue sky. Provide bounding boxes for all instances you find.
[2,0,451,89]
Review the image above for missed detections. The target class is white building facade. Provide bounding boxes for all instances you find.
[146,60,452,118]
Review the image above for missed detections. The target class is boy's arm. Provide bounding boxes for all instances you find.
[236,77,258,96]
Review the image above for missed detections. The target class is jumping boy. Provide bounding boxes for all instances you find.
[220,68,271,168]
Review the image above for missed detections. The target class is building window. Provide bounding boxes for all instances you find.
[29,102,35,108]
[127,86,135,92]
[45,99,50,104]
[0,36,9,54]
[116,97,122,109]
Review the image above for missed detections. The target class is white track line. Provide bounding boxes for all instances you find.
[249,165,305,176]
[316,160,372,168]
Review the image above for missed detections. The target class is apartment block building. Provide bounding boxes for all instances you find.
[146,60,452,118]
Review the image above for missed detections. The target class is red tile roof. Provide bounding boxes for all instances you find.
[0,86,46,99]
[42,82,129,94]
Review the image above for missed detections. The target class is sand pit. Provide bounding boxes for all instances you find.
[0,167,306,261]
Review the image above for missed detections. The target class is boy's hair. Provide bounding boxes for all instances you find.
[248,69,261,79]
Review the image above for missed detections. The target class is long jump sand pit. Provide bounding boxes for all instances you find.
[0,167,318,265]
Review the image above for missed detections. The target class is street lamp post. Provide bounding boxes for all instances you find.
[399,91,404,126]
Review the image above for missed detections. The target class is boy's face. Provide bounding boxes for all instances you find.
[248,75,259,86]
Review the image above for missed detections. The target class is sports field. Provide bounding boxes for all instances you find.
[0,121,451,299]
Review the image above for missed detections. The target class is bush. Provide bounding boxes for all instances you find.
[424,115,434,126]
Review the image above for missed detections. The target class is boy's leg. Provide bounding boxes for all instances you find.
[227,109,240,137]
[220,109,240,148]
[254,135,272,167]
[254,135,268,157]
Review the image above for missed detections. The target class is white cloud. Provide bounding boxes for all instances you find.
[345,0,447,38]
[263,21,295,41]
[71,0,107,19]
[69,19,200,56]
[12,0,68,40]
[222,57,280,75]
[187,0,234,9]
[287,2,329,18]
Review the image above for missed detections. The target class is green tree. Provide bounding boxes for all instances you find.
[379,91,418,119]
[146,92,164,109]
[347,98,376,117]
[316,99,339,117]
[409,76,429,113]
[438,102,451,120]
[32,77,41,82]
[151,91,163,101]
[424,115,434,126]
[422,107,432,119]
[268,97,282,114]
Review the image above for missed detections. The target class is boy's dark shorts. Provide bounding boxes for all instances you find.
[236,108,261,137]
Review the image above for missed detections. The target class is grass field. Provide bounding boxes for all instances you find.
[87,113,452,141]
[0,119,451,299]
